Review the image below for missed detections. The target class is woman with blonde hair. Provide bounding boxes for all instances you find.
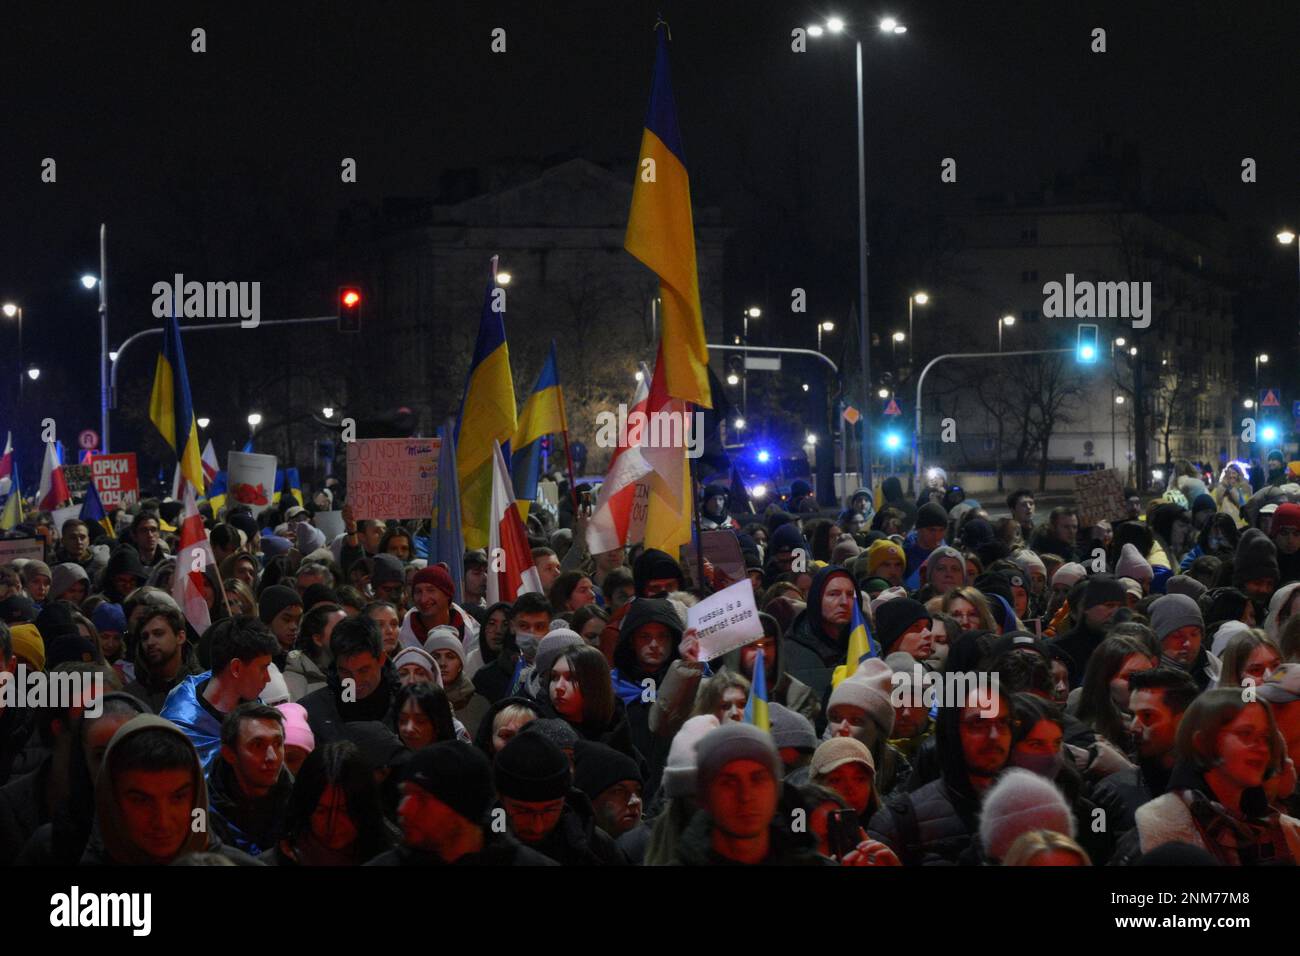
[941,586,998,634]
[1215,628,1281,689]
[1214,461,1251,526]
[1002,830,1091,866]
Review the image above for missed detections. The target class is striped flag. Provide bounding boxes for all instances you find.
[586,363,653,553]
[173,481,213,635]
[831,599,881,690]
[80,479,116,539]
[744,639,770,731]
[486,439,542,606]
[0,446,21,531]
[511,341,566,522]
[201,440,220,486]
[36,440,71,511]
[0,432,13,499]
[148,310,206,496]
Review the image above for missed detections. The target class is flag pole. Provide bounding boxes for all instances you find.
[555,349,579,511]
[689,405,709,595]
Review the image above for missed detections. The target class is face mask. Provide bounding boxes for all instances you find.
[1208,535,1223,551]
[1011,750,1062,779]
[515,633,540,661]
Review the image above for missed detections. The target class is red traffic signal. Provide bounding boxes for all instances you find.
[338,286,362,332]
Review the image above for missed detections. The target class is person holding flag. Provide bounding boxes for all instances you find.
[742,636,769,732]
[148,308,206,498]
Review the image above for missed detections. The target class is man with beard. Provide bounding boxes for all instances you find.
[300,615,399,746]
[868,688,1012,865]
[123,604,202,713]
[785,566,859,703]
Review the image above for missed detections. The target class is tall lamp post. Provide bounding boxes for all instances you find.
[908,292,928,366]
[1,303,23,401]
[807,13,908,489]
[817,319,835,353]
[742,306,760,416]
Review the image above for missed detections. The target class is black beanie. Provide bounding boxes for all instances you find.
[633,548,683,595]
[0,595,36,624]
[301,583,340,609]
[258,584,304,624]
[916,501,949,530]
[45,633,99,668]
[495,731,571,802]
[572,740,643,801]
[1082,574,1127,609]
[35,602,79,641]
[875,598,931,654]
[404,742,496,824]
[1233,529,1280,588]
[974,571,1014,606]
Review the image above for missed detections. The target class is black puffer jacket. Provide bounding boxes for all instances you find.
[0,757,51,865]
[0,706,34,787]
[505,788,628,866]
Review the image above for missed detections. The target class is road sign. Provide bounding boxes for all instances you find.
[883,398,902,417]
[1262,389,1280,408]
[744,356,781,371]
[78,429,99,450]
[1291,400,1300,419]
[842,405,861,425]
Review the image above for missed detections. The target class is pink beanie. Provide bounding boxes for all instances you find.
[276,702,316,753]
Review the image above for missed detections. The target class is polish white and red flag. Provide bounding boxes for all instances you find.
[173,481,214,634]
[586,363,654,554]
[36,440,71,511]
[486,439,542,605]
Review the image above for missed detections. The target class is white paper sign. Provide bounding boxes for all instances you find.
[0,537,45,565]
[52,504,82,534]
[227,452,279,515]
[690,578,764,663]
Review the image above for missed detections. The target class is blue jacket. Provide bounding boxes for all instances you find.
[902,532,934,591]
[159,671,223,772]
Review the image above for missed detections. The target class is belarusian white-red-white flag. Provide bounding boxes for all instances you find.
[173,481,213,634]
[36,440,71,511]
[586,363,654,554]
[486,439,542,605]
[201,439,220,486]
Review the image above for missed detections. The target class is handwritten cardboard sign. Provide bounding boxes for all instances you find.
[1073,468,1128,529]
[346,438,440,520]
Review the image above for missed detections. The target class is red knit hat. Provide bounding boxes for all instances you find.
[1273,503,1300,533]
[412,564,455,598]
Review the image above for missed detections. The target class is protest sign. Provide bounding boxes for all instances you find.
[0,537,45,564]
[64,464,92,502]
[90,453,140,510]
[690,578,764,663]
[52,504,81,534]
[682,529,747,591]
[346,438,440,520]
[227,452,279,515]
[1073,468,1128,528]
[313,509,346,540]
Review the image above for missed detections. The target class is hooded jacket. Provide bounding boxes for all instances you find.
[503,788,628,866]
[715,627,821,728]
[158,671,226,771]
[443,672,491,739]
[206,757,295,857]
[300,662,400,747]
[80,714,260,866]
[97,547,148,603]
[784,566,857,703]
[472,696,543,759]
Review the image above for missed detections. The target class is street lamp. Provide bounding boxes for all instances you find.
[496,271,512,286]
[806,433,818,445]
[26,368,40,381]
[634,370,644,383]
[1244,398,1255,409]
[80,274,99,290]
[1279,229,1299,287]
[734,418,745,431]
[742,306,762,415]
[998,313,1015,352]
[726,372,740,386]
[877,387,890,399]
[1256,352,1269,400]
[197,417,210,429]
[891,331,905,365]
[817,319,835,352]
[322,407,335,419]
[1,302,22,400]
[908,292,929,365]
[807,14,909,488]
[247,412,262,430]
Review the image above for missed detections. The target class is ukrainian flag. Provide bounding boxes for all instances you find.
[831,599,882,689]
[205,470,228,516]
[0,452,21,531]
[148,312,205,496]
[283,468,303,508]
[80,480,116,539]
[744,641,770,732]
[625,24,711,408]
[456,261,517,549]
[512,341,566,521]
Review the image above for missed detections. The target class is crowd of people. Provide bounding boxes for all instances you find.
[2,451,1300,867]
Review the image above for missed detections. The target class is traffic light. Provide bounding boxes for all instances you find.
[882,431,903,451]
[338,286,362,332]
[1075,323,1099,363]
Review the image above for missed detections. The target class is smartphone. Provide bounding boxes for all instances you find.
[825,809,860,860]
[579,489,593,516]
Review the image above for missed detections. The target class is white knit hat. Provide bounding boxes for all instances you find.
[978,768,1075,862]
[661,715,720,799]
[827,657,896,737]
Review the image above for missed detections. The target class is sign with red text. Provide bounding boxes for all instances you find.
[90,453,140,510]
[346,438,440,520]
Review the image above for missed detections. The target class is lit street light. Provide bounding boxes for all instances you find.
[878,387,890,399]
[806,433,818,445]
[727,372,740,386]
[80,274,99,290]
[998,313,1015,352]
[322,407,335,419]
[496,271,512,286]
[734,418,745,430]
[26,368,40,381]
[197,417,210,429]
[247,413,263,428]
[817,319,835,351]
[907,292,929,365]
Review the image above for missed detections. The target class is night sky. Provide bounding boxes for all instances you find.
[1,1,1296,461]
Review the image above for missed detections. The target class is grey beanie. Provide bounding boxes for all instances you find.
[1149,593,1204,641]
[422,625,465,665]
[533,628,584,681]
[978,767,1075,862]
[695,723,782,799]
[1165,575,1208,601]
[768,702,817,753]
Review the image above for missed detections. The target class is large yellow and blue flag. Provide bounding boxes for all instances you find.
[831,599,882,689]
[511,341,566,521]
[625,23,711,409]
[456,259,518,549]
[0,448,21,531]
[148,311,206,496]
[79,479,116,538]
[744,639,770,732]
[205,470,228,516]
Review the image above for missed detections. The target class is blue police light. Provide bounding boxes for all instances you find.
[757,449,771,463]
[883,432,902,451]
[1261,424,1279,443]
[1076,323,1099,364]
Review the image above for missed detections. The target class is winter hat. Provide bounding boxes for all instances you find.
[370,553,406,588]
[1255,662,1300,706]
[227,511,259,540]
[1051,562,1087,590]
[340,722,406,772]
[261,662,291,705]
[1233,529,1280,587]
[830,538,861,566]
[768,702,818,753]
[978,768,1075,862]
[300,583,339,610]
[915,502,949,530]
[662,715,720,798]
[1011,549,1046,581]
[49,563,89,601]
[520,718,580,753]
[1082,574,1126,610]
[1210,620,1252,657]
[768,523,808,558]
[91,602,127,634]
[827,657,896,737]
[694,723,782,799]
[0,595,37,625]
[35,602,79,642]
[260,535,293,558]
[961,518,995,550]
[494,731,572,802]
[869,586,907,616]
[531,628,584,682]
[1149,593,1204,642]
[866,539,906,576]
[21,560,52,584]
[1115,543,1153,586]
[412,565,455,599]
[295,522,327,554]
[572,741,643,801]
[258,585,303,625]
[974,571,1015,607]
[1273,503,1300,533]
[405,741,496,824]
[1119,577,1143,602]
[276,702,315,753]
[875,598,931,655]
[632,548,684,594]
[8,623,45,670]
[392,645,441,685]
[44,633,99,668]
[810,736,875,779]
[423,625,467,665]
[1165,575,1208,602]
